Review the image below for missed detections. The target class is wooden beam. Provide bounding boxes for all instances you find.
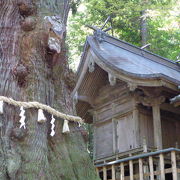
[160,103,180,115]
[88,58,95,72]
[159,153,165,180]
[152,103,163,150]
[129,160,134,180]
[108,73,116,86]
[103,166,107,180]
[149,156,154,180]
[120,163,125,180]
[171,151,178,180]
[112,165,116,180]
[139,158,144,180]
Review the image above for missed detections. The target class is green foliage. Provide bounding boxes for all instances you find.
[67,0,180,69]
[147,7,180,60]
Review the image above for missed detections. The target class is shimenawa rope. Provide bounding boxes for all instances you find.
[0,96,83,123]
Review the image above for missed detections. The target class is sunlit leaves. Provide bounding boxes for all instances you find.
[67,0,180,70]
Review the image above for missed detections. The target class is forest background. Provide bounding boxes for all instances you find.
[67,0,180,70]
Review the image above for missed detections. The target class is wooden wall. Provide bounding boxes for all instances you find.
[95,120,113,159]
[161,111,180,148]
[93,80,180,161]
[116,113,136,153]
[139,109,154,148]
[94,83,136,159]
[93,83,154,159]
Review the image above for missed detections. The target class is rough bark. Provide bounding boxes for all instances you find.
[140,10,148,46]
[0,0,99,179]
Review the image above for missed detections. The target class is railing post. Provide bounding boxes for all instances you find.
[139,158,144,180]
[129,160,133,180]
[96,167,99,177]
[143,164,149,180]
[171,151,178,180]
[103,166,107,180]
[159,153,165,180]
[112,164,116,180]
[120,162,125,180]
[149,156,154,180]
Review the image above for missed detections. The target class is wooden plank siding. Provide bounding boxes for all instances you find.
[139,110,154,148]
[94,96,134,124]
[89,69,180,168]
[161,114,180,149]
[116,113,136,153]
[95,121,113,159]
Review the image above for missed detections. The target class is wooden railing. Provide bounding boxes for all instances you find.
[95,148,180,180]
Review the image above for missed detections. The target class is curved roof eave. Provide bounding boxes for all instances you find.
[73,35,180,96]
[89,43,180,85]
[89,49,179,91]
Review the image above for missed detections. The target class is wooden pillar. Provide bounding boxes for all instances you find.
[135,94,165,150]
[96,167,99,177]
[112,165,116,180]
[149,156,154,180]
[143,164,149,180]
[112,118,117,154]
[139,158,144,180]
[159,153,165,180]
[129,160,134,180]
[93,126,97,160]
[112,103,117,154]
[93,111,97,160]
[103,166,107,180]
[120,163,125,180]
[133,107,140,147]
[171,151,178,180]
[152,103,163,150]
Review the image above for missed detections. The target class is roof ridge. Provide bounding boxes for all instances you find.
[93,32,179,68]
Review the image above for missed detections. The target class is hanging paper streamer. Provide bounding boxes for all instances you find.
[19,106,26,129]
[0,101,3,114]
[62,119,70,134]
[78,122,81,127]
[37,109,47,123]
[50,115,55,136]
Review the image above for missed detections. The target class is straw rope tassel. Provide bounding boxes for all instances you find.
[0,101,3,114]
[19,106,26,129]
[50,115,55,136]
[38,109,47,123]
[62,119,70,133]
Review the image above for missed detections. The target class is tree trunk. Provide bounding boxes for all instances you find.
[140,10,148,46]
[0,0,99,179]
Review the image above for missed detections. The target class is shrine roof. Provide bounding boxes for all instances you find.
[77,34,180,85]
